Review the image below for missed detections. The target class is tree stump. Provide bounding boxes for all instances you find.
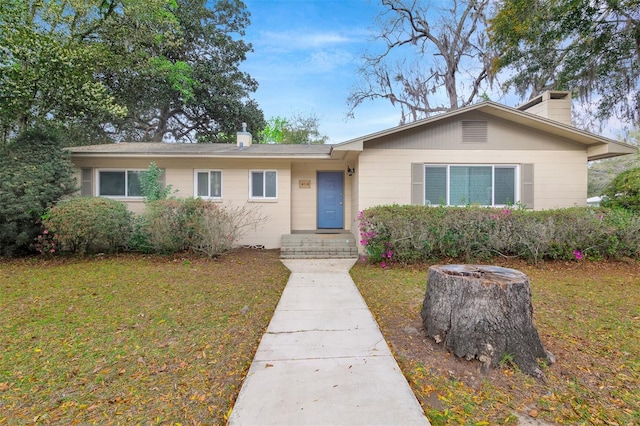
[421,265,554,379]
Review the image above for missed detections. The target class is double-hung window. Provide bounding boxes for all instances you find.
[98,170,144,197]
[195,170,222,199]
[424,165,517,206]
[250,170,277,199]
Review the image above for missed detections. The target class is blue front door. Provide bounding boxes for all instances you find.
[317,172,344,229]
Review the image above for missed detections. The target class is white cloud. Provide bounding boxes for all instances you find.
[257,30,356,50]
[305,49,354,73]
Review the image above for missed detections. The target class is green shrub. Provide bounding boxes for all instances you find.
[130,198,267,256]
[187,199,267,257]
[359,205,640,264]
[0,126,77,256]
[140,162,175,201]
[130,199,192,254]
[44,197,133,255]
[601,167,640,213]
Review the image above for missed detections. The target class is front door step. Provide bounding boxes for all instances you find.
[281,233,358,259]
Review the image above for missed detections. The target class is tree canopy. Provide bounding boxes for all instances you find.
[258,113,328,144]
[588,130,640,196]
[601,167,640,212]
[348,0,493,124]
[489,0,640,127]
[0,0,264,145]
[0,0,128,144]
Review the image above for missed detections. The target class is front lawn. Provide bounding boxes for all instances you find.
[351,260,640,424]
[0,249,289,424]
[3,250,638,425]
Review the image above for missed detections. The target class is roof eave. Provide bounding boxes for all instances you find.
[70,152,332,159]
[587,143,638,161]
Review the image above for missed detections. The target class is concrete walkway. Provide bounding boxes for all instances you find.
[227,259,430,426]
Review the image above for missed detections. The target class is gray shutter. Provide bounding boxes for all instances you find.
[411,163,424,205]
[160,168,167,189]
[521,164,534,209]
[81,168,93,196]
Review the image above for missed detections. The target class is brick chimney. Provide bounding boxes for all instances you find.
[517,91,572,126]
[236,122,252,148]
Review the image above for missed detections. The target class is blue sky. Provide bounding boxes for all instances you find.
[241,0,398,143]
[239,1,625,143]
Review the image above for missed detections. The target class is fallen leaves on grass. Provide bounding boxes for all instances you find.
[351,259,640,425]
[0,249,289,425]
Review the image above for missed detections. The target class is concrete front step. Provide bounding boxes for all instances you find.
[281,233,359,259]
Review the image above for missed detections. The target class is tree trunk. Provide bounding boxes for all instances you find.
[421,265,554,380]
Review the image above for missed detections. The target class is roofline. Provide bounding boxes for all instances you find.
[331,101,637,159]
[66,143,333,160]
[69,152,332,160]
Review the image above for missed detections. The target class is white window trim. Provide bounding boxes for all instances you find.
[194,169,223,200]
[249,170,278,200]
[424,164,520,207]
[96,168,145,198]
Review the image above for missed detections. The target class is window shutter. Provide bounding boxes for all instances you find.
[521,164,534,209]
[81,168,93,196]
[411,163,424,205]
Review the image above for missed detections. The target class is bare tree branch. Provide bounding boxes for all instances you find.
[349,0,492,124]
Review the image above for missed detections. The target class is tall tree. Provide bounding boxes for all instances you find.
[101,0,264,143]
[489,0,640,127]
[348,0,493,124]
[0,0,263,145]
[0,0,129,145]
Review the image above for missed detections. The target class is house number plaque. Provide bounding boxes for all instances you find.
[299,179,311,189]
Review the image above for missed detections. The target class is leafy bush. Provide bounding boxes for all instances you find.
[0,126,77,256]
[140,162,175,201]
[130,198,267,256]
[359,205,640,264]
[187,199,267,257]
[601,167,640,212]
[129,199,191,254]
[44,197,133,254]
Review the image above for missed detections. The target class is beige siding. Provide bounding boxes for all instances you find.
[71,157,292,248]
[367,111,583,152]
[356,113,588,211]
[290,160,352,231]
[357,149,587,211]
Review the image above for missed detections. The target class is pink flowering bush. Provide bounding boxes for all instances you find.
[358,205,640,264]
[32,229,57,256]
[358,210,391,264]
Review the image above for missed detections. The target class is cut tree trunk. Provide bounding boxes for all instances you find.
[421,265,554,379]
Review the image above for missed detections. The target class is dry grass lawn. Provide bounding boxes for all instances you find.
[2,250,639,425]
[0,249,289,425]
[352,259,640,425]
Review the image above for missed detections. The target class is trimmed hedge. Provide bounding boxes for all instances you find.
[358,205,640,264]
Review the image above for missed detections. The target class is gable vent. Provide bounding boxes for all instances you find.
[462,120,487,143]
